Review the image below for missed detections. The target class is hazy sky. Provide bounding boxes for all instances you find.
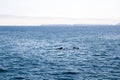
[0,0,120,25]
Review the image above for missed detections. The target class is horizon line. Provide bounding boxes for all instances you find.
[0,15,119,25]
[0,14,120,20]
[0,23,119,26]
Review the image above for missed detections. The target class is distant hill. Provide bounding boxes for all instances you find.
[116,23,120,25]
[118,23,120,25]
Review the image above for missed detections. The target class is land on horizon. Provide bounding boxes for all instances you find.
[0,15,119,25]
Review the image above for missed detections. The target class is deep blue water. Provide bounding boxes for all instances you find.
[0,25,120,80]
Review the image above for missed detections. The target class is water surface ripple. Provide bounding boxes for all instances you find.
[0,26,120,80]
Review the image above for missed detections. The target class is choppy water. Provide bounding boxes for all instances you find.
[0,25,120,80]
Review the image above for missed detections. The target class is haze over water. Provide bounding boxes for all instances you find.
[0,0,120,25]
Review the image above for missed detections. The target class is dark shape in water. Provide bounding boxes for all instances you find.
[13,76,25,80]
[55,77,74,80]
[0,68,7,72]
[73,47,79,50]
[56,47,63,50]
[62,71,79,75]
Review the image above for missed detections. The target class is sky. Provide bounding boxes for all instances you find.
[0,0,120,25]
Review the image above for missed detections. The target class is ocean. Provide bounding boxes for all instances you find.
[0,25,120,80]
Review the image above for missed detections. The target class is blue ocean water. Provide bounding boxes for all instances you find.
[0,25,120,80]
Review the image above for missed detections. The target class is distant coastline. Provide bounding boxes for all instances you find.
[0,15,119,25]
[0,24,119,27]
